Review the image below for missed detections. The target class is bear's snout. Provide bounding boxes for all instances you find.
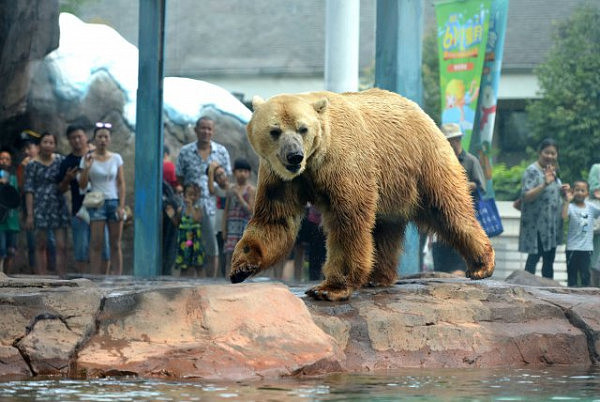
[229,264,258,283]
[286,151,304,165]
[278,137,305,174]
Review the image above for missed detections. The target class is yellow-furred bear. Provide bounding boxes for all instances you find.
[230,88,494,301]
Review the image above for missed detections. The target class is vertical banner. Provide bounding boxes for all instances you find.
[471,0,510,196]
[435,0,491,150]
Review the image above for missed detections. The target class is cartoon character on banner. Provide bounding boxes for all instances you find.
[442,78,479,133]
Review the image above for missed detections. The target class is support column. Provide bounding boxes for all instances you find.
[375,0,424,275]
[133,0,166,277]
[324,0,360,92]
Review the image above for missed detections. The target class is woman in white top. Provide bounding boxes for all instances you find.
[79,122,126,275]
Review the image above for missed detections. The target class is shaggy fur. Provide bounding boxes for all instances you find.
[229,88,495,301]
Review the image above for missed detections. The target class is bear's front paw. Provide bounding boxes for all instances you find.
[305,282,354,301]
[229,240,263,283]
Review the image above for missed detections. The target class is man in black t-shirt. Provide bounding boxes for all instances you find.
[58,125,109,274]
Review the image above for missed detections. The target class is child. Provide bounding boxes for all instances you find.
[207,161,230,277]
[562,180,600,287]
[223,158,255,275]
[173,183,205,277]
[0,150,20,274]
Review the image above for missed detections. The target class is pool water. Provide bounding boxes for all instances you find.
[1,367,599,401]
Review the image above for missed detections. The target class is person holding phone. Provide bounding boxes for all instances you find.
[78,122,125,276]
[58,125,110,275]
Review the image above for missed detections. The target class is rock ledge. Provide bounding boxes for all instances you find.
[0,274,598,380]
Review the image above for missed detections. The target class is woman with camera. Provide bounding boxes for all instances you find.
[79,122,126,276]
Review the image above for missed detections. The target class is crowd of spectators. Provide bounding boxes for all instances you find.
[2,120,598,287]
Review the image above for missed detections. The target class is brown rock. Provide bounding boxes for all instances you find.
[1,276,598,381]
[16,319,81,375]
[307,278,593,371]
[76,283,344,380]
[0,345,30,378]
[505,270,564,287]
[0,279,103,377]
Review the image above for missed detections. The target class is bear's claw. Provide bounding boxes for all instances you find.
[466,266,494,280]
[305,285,353,301]
[229,264,259,283]
[466,244,495,280]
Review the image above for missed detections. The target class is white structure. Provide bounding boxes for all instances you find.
[324,0,360,92]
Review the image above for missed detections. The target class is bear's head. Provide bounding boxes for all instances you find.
[247,94,328,181]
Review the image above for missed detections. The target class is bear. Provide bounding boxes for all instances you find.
[229,88,495,301]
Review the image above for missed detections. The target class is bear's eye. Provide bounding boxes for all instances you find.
[298,126,308,135]
[270,128,281,139]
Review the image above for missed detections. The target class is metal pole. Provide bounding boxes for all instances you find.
[325,0,360,92]
[133,0,166,277]
[375,0,424,275]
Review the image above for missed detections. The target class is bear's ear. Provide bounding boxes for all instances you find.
[312,98,328,114]
[252,95,266,109]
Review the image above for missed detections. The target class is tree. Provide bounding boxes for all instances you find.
[526,2,600,183]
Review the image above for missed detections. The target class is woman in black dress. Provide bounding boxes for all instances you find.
[24,133,70,277]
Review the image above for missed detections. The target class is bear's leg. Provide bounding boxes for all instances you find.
[230,163,308,283]
[368,219,406,287]
[305,208,376,301]
[420,211,494,280]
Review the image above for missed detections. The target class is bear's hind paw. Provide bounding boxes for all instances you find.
[305,285,354,301]
[466,266,494,280]
[466,245,495,280]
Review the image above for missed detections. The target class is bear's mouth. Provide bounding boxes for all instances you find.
[285,164,301,173]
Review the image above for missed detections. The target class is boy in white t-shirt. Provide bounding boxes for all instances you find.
[207,161,230,277]
[562,180,600,287]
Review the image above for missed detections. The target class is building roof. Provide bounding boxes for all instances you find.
[75,0,588,76]
[501,0,588,70]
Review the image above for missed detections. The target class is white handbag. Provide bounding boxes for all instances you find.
[82,191,105,208]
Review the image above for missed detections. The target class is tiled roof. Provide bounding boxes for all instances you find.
[501,0,588,70]
[77,0,588,75]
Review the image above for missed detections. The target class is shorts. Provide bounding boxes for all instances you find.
[88,199,120,222]
[71,216,110,262]
[0,230,17,258]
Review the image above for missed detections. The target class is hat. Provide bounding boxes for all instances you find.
[233,158,251,171]
[440,123,463,139]
[19,129,41,144]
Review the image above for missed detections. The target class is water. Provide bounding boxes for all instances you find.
[1,367,599,401]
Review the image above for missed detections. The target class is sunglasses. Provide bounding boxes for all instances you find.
[95,122,112,129]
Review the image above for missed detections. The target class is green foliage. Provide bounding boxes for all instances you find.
[491,161,529,201]
[526,2,600,184]
[59,0,96,15]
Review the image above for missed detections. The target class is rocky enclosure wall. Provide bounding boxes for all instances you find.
[0,273,598,381]
[0,1,59,134]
